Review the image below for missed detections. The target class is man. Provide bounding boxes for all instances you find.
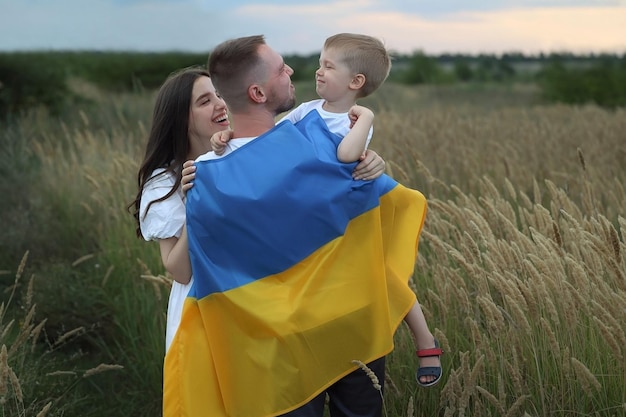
[207,35,387,416]
[163,35,427,417]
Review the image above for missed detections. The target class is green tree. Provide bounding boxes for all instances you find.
[537,56,626,108]
[0,53,70,117]
[401,51,442,84]
[453,60,473,82]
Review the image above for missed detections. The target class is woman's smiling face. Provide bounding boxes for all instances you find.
[188,76,230,148]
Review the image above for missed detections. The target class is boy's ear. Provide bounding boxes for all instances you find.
[350,74,366,90]
[248,84,267,103]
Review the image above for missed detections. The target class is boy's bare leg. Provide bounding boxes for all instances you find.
[404,301,441,384]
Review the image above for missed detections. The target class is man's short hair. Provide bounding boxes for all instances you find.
[208,35,266,112]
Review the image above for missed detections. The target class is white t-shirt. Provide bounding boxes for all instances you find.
[139,168,193,353]
[279,99,373,148]
[196,137,257,162]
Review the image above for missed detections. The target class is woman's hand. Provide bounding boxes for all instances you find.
[181,160,196,194]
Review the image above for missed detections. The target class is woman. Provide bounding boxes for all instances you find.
[130,66,387,353]
[129,67,229,351]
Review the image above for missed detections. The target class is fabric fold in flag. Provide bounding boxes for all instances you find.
[163,110,428,417]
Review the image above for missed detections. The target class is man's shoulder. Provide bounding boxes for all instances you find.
[195,137,259,162]
[195,151,218,162]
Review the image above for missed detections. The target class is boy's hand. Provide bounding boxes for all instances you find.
[210,129,234,155]
[348,105,374,129]
[181,160,196,195]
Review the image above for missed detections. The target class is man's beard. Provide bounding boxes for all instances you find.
[272,92,296,116]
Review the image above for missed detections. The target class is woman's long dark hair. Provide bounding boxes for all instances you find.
[129,67,210,238]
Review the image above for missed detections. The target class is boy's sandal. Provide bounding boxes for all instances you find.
[416,339,443,388]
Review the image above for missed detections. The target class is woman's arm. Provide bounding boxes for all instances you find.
[158,224,192,284]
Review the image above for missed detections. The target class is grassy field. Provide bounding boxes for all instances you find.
[0,79,624,417]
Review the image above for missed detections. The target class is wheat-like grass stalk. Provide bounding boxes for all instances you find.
[455,352,473,417]
[8,305,35,356]
[477,295,505,334]
[504,356,524,395]
[577,147,587,172]
[0,320,14,343]
[476,385,506,416]
[501,271,529,310]
[102,264,115,286]
[80,201,95,215]
[46,371,78,377]
[351,360,381,391]
[467,354,485,393]
[515,279,538,320]
[504,394,530,417]
[440,366,461,412]
[137,259,167,300]
[460,231,481,264]
[560,346,572,379]
[0,345,8,398]
[383,372,400,397]
[570,357,602,396]
[140,274,172,286]
[53,327,85,347]
[35,401,52,417]
[591,316,623,363]
[83,363,124,378]
[30,319,47,353]
[406,395,414,417]
[351,360,385,416]
[71,254,95,267]
[8,367,22,402]
[589,300,626,348]
[425,288,445,320]
[539,317,560,361]
[464,317,482,347]
[25,274,35,309]
[15,251,28,282]
[504,295,531,335]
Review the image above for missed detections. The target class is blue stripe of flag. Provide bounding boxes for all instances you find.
[186,110,397,298]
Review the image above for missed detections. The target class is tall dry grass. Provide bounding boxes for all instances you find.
[1,82,624,415]
[0,252,123,417]
[1,86,166,415]
[374,103,626,416]
[24,98,168,415]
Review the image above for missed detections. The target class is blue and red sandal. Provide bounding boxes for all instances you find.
[416,339,443,387]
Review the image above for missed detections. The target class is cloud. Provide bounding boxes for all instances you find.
[0,0,624,54]
[375,0,625,16]
[0,0,231,52]
[232,1,626,55]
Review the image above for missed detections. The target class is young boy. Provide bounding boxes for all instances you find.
[210,33,443,387]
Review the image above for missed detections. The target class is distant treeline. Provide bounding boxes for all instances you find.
[1,50,625,116]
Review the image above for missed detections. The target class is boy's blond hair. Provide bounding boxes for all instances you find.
[323,33,391,98]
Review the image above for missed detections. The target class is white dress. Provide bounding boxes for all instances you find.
[139,167,193,353]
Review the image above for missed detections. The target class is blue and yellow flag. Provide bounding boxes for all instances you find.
[163,111,427,417]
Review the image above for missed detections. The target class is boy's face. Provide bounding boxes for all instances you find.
[316,48,355,103]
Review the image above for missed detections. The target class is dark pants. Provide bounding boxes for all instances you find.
[280,357,385,417]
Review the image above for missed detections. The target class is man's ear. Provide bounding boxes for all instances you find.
[350,74,366,90]
[248,84,267,103]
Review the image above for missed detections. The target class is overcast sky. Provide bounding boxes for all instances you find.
[1,0,625,56]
